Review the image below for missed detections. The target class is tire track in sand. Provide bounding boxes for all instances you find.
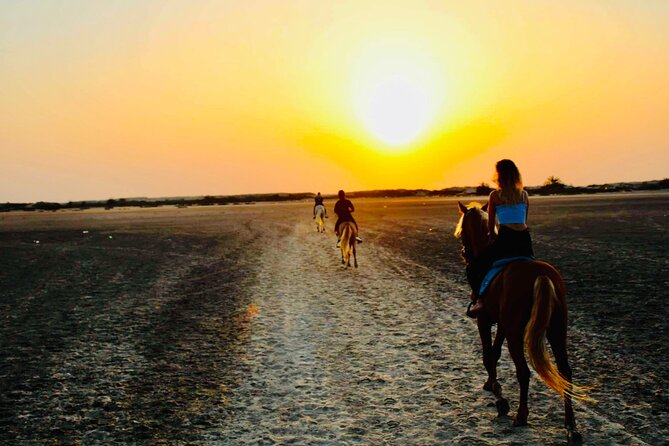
[222,219,650,446]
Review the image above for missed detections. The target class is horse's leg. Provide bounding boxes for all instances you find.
[492,325,509,416]
[507,332,530,426]
[478,319,509,417]
[353,242,357,268]
[344,233,350,267]
[492,325,505,367]
[478,318,497,390]
[547,324,582,445]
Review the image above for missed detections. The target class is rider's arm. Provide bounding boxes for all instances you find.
[487,191,498,239]
[349,201,355,212]
[523,190,529,223]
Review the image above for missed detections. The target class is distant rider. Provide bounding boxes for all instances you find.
[334,190,363,248]
[313,192,327,218]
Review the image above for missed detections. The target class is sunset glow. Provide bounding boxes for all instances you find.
[1,1,668,202]
[356,74,433,148]
[351,40,445,151]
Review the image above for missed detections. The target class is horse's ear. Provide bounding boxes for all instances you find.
[458,201,468,214]
[482,202,489,212]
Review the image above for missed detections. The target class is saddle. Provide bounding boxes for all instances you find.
[479,256,534,297]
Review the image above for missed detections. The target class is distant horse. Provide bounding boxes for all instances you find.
[314,204,326,233]
[339,221,358,268]
[455,201,588,445]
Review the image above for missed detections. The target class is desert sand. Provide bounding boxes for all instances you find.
[1,193,667,445]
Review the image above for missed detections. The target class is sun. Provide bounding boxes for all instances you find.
[358,74,432,147]
[351,42,444,152]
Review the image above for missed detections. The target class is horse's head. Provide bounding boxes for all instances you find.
[454,201,490,264]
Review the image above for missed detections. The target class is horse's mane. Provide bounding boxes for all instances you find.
[455,202,490,264]
[454,202,487,238]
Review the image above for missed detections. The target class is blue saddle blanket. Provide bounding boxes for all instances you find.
[479,256,535,297]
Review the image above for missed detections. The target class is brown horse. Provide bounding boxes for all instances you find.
[339,221,358,268]
[455,201,588,445]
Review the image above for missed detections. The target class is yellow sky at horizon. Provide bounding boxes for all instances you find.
[1,1,668,202]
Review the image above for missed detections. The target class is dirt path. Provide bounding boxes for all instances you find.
[221,218,651,445]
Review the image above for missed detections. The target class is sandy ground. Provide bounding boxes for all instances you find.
[0,193,667,445]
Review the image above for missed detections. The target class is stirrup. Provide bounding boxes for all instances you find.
[466,302,476,318]
[466,301,482,319]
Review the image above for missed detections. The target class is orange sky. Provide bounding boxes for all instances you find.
[1,1,668,202]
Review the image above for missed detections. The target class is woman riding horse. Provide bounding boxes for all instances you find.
[455,161,590,443]
[467,159,534,316]
[456,201,589,443]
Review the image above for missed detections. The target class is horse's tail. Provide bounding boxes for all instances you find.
[341,222,352,251]
[525,275,591,401]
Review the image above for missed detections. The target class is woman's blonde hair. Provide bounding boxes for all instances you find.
[493,159,524,204]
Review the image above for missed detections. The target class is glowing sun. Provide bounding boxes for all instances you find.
[358,74,432,147]
[352,43,443,151]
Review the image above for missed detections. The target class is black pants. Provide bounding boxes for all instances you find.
[466,227,534,299]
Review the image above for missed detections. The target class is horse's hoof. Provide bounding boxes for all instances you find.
[483,381,494,392]
[512,415,528,427]
[567,430,583,446]
[496,398,510,417]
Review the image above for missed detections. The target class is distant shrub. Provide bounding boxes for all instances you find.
[33,201,62,211]
[537,176,568,194]
[475,182,493,196]
[543,176,565,187]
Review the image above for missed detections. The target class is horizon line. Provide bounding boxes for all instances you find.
[6,177,668,205]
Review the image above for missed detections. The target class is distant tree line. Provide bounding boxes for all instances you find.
[527,177,669,196]
[2,179,667,212]
[346,178,669,199]
[0,193,315,212]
